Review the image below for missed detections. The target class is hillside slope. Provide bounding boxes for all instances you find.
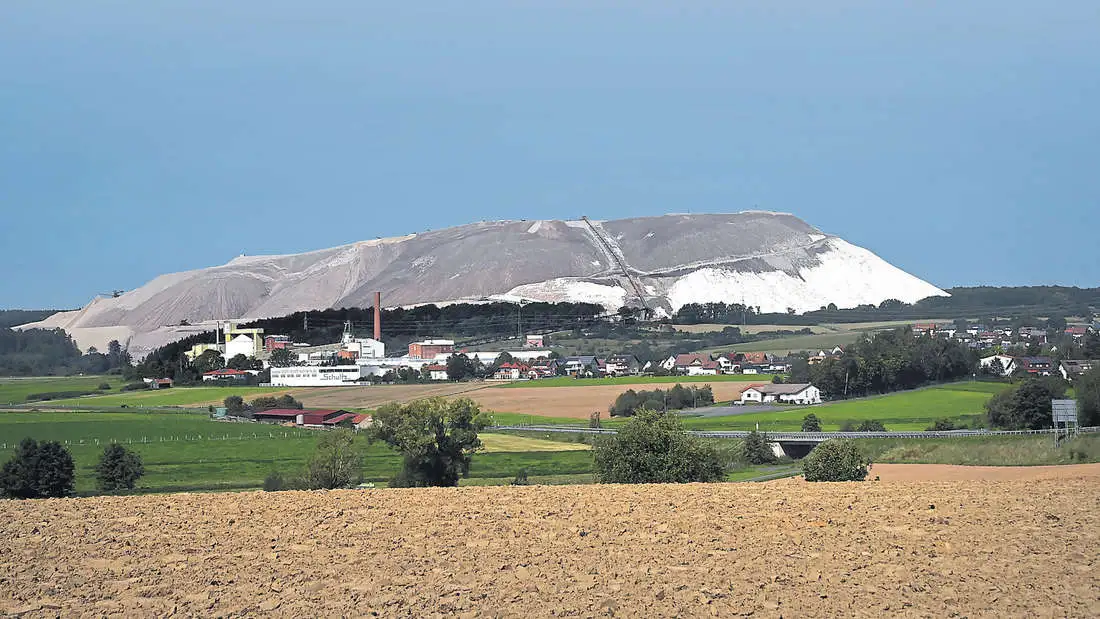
[20,212,946,355]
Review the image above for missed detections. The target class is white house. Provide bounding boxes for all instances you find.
[423,364,450,381]
[740,383,821,405]
[979,354,1016,377]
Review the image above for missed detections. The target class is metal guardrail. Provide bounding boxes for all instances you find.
[491,425,1100,440]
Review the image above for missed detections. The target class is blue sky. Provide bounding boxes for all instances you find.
[2,2,1098,309]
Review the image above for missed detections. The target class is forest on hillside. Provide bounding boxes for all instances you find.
[672,286,1099,325]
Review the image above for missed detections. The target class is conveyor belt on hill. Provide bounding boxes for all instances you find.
[580,216,651,315]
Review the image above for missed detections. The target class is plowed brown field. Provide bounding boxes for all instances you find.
[294,382,757,418]
[465,382,757,419]
[3,475,1098,617]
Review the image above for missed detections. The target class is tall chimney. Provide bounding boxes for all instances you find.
[373,292,382,341]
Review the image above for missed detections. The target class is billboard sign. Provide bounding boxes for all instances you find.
[1052,400,1078,424]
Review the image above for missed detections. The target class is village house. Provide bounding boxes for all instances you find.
[979,354,1017,376]
[740,383,822,405]
[604,354,641,376]
[422,364,449,381]
[201,368,252,382]
[1065,326,1089,340]
[1016,356,1054,376]
[493,362,529,381]
[1018,327,1047,342]
[669,353,718,376]
[562,356,602,377]
[526,360,559,380]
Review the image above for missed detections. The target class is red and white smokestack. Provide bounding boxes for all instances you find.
[373,292,382,341]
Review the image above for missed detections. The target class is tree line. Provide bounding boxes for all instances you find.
[789,327,976,399]
[670,286,1098,326]
[609,384,715,417]
[0,329,131,376]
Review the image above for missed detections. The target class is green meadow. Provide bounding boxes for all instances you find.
[0,375,114,404]
[0,410,594,493]
[42,386,292,408]
[678,382,1009,431]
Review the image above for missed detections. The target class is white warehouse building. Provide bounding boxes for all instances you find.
[270,365,364,387]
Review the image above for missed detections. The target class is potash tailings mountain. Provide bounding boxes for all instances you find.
[21,212,947,356]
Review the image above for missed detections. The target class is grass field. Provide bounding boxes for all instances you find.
[42,386,293,408]
[702,332,864,355]
[0,375,114,404]
[862,434,1100,466]
[674,382,1010,431]
[691,319,950,355]
[674,324,831,335]
[0,411,594,493]
[494,375,772,389]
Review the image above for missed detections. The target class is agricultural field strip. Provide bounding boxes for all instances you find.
[491,425,1100,440]
[3,478,1096,616]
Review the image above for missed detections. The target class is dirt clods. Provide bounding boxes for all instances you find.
[1,476,1098,616]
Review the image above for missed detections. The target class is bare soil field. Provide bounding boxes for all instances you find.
[466,382,760,419]
[294,383,490,409]
[295,382,758,418]
[3,476,1098,617]
[868,463,1100,482]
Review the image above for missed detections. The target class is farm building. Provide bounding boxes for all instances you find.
[202,368,252,382]
[252,408,356,426]
[1060,360,1094,381]
[740,384,821,405]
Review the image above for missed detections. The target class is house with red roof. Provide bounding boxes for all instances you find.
[493,362,530,381]
[422,364,449,381]
[202,368,252,382]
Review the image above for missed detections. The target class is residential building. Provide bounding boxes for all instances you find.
[671,353,712,374]
[202,368,252,382]
[493,362,529,381]
[740,384,822,405]
[1059,360,1095,381]
[605,354,641,376]
[688,360,720,376]
[1018,326,1047,342]
[1065,326,1088,340]
[979,354,1017,377]
[563,356,602,377]
[524,334,545,348]
[423,364,449,381]
[1017,356,1054,376]
[526,361,559,380]
[766,357,792,373]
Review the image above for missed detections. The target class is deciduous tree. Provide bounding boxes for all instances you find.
[593,408,724,484]
[370,397,488,487]
[95,444,145,492]
[0,438,75,499]
[303,430,363,489]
